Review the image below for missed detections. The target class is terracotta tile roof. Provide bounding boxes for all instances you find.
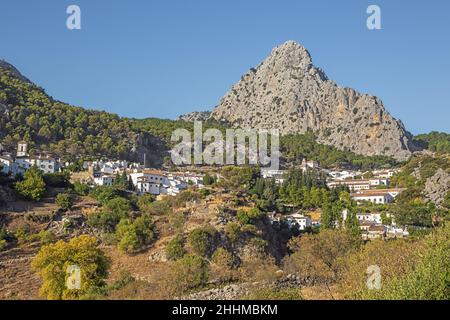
[143,169,165,176]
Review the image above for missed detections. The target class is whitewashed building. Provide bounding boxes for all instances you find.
[285,213,312,230]
[93,174,116,186]
[0,155,14,174]
[168,172,205,187]
[14,155,59,174]
[136,176,162,195]
[261,168,287,184]
[357,212,384,224]
[351,192,394,205]
[328,179,371,191]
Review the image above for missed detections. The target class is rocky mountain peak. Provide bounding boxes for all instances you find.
[267,40,313,71]
[204,41,417,160]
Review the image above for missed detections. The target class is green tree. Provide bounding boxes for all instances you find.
[203,173,215,185]
[15,166,46,201]
[374,225,450,299]
[188,226,217,258]
[136,193,155,213]
[165,234,186,261]
[113,171,129,190]
[284,229,354,285]
[115,219,139,253]
[89,186,119,205]
[88,197,130,232]
[115,215,156,253]
[73,181,90,196]
[344,209,361,244]
[171,254,209,292]
[55,193,73,211]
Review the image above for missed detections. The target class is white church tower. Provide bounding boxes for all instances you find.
[17,141,28,157]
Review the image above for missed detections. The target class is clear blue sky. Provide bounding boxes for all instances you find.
[1,0,449,134]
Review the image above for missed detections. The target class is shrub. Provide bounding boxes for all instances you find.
[188,226,217,258]
[15,227,40,246]
[115,215,156,253]
[89,186,118,205]
[55,193,73,211]
[0,225,8,241]
[236,210,250,225]
[88,197,131,232]
[88,211,120,233]
[104,197,131,215]
[171,254,209,292]
[133,214,157,248]
[236,208,262,225]
[116,219,139,253]
[203,174,215,185]
[136,193,155,213]
[0,226,8,251]
[0,239,6,251]
[38,230,55,245]
[168,211,185,232]
[225,222,241,244]
[171,190,201,208]
[43,172,70,188]
[211,248,236,283]
[165,234,186,261]
[283,229,354,283]
[73,181,90,196]
[146,200,171,216]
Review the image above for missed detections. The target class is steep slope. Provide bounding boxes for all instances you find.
[209,41,416,160]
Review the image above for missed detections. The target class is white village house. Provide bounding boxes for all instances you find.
[261,168,287,184]
[0,141,60,176]
[93,174,116,186]
[351,191,394,205]
[328,178,389,191]
[351,188,405,205]
[285,213,312,231]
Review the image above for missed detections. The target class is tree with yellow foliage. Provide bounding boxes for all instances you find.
[31,235,110,300]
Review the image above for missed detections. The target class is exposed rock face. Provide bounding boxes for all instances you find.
[133,132,167,168]
[424,168,450,208]
[209,41,416,160]
[177,111,212,122]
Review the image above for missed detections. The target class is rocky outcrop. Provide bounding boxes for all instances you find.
[208,41,416,160]
[179,275,315,300]
[177,111,211,122]
[180,283,252,300]
[424,169,450,208]
[132,132,167,168]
